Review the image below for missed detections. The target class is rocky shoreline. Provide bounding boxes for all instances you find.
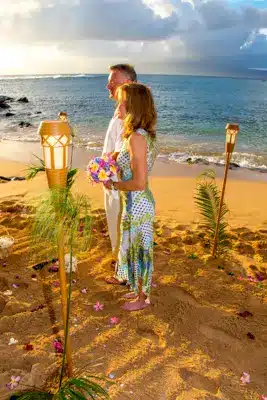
[0,95,40,129]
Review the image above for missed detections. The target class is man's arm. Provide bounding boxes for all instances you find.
[114,118,124,153]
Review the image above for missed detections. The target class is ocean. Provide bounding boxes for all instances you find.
[1,74,267,171]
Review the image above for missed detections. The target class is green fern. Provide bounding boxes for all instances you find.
[194,169,229,250]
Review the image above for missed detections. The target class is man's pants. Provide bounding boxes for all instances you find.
[104,191,122,257]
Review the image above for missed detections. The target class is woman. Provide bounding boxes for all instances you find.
[104,82,158,311]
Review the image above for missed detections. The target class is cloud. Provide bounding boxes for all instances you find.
[0,0,267,77]
[1,0,178,44]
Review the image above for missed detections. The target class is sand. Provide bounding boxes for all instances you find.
[0,156,267,400]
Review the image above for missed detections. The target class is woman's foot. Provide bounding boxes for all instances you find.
[121,298,150,311]
[123,292,138,299]
[105,276,127,285]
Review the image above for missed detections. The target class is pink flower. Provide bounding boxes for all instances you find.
[81,288,87,294]
[53,339,63,354]
[240,372,250,384]
[93,301,104,311]
[6,376,21,390]
[110,317,120,325]
[260,396,267,400]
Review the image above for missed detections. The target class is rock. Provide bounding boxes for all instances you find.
[229,162,240,170]
[35,111,42,114]
[0,102,10,109]
[0,95,14,102]
[23,364,46,389]
[17,96,29,103]
[18,121,33,128]
[5,112,15,117]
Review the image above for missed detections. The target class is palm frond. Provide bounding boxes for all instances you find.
[59,377,111,400]
[31,187,93,258]
[25,155,45,180]
[10,376,111,400]
[194,169,229,250]
[66,168,78,190]
[196,168,216,181]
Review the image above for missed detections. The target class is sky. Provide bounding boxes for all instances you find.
[0,0,267,77]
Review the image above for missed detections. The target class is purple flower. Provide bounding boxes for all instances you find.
[12,283,19,289]
[6,376,21,390]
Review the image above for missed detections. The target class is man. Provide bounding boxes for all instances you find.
[103,64,137,281]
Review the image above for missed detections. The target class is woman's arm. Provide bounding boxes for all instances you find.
[117,133,147,191]
[104,133,147,191]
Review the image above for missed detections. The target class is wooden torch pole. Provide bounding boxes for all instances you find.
[57,228,73,377]
[212,151,231,257]
[212,123,239,257]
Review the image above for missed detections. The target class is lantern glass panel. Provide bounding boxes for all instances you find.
[53,147,65,169]
[47,135,59,147]
[43,147,52,169]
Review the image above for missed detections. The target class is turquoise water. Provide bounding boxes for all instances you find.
[0,74,267,170]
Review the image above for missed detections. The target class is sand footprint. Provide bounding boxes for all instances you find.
[136,326,166,348]
[199,324,242,349]
[168,287,201,308]
[179,367,219,394]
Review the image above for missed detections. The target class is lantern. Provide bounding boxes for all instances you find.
[38,120,72,188]
[225,123,239,154]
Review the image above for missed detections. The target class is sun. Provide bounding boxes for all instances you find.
[0,46,25,74]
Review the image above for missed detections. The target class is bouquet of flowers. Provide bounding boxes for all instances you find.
[86,153,120,184]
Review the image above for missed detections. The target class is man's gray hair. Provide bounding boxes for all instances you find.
[109,63,137,82]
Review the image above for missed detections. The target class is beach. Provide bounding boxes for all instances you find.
[0,143,267,399]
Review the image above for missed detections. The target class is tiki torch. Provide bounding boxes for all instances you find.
[212,123,239,257]
[38,117,73,376]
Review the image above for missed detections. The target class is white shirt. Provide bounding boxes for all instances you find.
[102,114,123,201]
[102,115,123,155]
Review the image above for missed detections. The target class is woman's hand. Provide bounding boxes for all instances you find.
[111,152,119,161]
[103,180,113,190]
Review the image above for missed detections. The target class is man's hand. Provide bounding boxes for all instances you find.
[103,180,113,190]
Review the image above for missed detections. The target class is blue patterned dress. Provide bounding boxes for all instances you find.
[116,129,158,296]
